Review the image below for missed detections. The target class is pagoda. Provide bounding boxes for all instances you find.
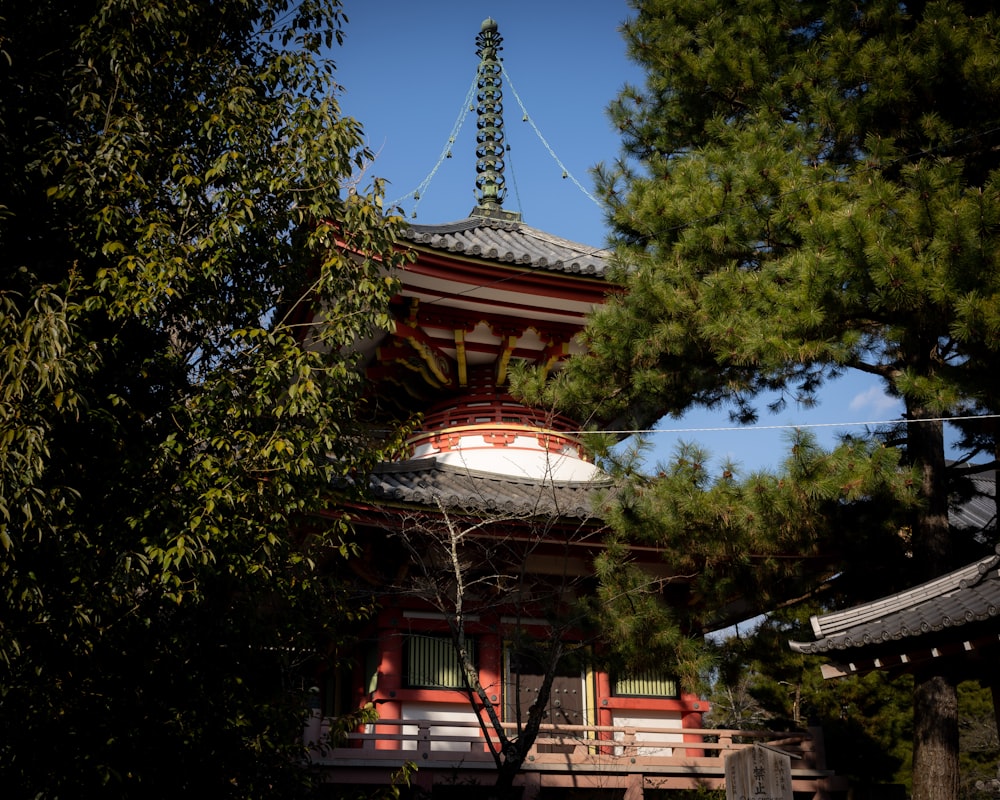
[354,17,608,486]
[309,19,844,800]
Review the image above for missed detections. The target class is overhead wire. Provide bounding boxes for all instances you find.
[500,63,603,209]
[389,62,603,216]
[386,72,479,215]
[365,412,1000,442]
[596,413,1000,439]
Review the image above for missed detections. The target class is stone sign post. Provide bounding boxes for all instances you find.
[725,744,794,800]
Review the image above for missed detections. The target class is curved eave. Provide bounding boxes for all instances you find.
[397,246,608,332]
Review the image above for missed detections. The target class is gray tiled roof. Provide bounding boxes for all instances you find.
[401,217,610,278]
[789,546,1000,655]
[950,468,997,538]
[367,458,611,520]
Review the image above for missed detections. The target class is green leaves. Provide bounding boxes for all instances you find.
[0,283,90,555]
[709,609,915,786]
[573,0,1000,434]
[601,433,915,633]
[564,1,1000,597]
[1,0,407,795]
[565,15,1000,794]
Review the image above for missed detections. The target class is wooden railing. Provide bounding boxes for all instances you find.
[308,716,846,796]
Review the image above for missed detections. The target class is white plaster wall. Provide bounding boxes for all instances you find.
[611,709,685,757]
[401,702,481,753]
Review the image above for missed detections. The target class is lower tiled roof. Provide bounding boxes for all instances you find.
[367,458,611,520]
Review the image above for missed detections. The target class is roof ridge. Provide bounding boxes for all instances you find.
[518,223,611,258]
[404,217,519,236]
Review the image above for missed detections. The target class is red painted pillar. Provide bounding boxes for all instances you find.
[478,630,502,752]
[375,628,403,750]
[681,694,706,757]
[595,670,614,753]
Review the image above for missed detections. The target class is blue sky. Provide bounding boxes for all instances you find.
[333,1,907,475]
[334,2,630,244]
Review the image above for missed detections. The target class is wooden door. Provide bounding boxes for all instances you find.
[505,649,585,753]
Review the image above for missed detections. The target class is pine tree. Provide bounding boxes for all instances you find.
[558,3,1000,800]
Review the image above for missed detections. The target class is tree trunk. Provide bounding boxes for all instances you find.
[912,669,960,800]
[906,410,960,800]
[492,648,562,799]
[907,415,951,580]
[492,755,525,800]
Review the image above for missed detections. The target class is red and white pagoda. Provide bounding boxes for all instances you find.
[311,19,844,800]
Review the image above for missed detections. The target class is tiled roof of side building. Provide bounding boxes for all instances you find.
[367,458,612,520]
[950,468,997,537]
[401,217,611,278]
[789,545,1000,655]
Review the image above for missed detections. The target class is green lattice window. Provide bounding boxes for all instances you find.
[613,669,678,698]
[406,635,475,690]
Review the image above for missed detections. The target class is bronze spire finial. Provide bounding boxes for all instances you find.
[471,18,520,221]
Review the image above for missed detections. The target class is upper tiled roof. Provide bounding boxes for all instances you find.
[789,546,1000,655]
[400,217,610,278]
[367,457,611,520]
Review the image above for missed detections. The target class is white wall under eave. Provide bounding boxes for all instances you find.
[431,444,603,482]
[410,428,603,482]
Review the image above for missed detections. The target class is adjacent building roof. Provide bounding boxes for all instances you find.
[788,545,1000,677]
[790,547,1000,655]
[367,457,611,520]
[786,469,999,677]
[950,467,997,538]
[401,217,610,278]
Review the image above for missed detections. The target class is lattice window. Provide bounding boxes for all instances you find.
[406,635,475,690]
[613,669,678,698]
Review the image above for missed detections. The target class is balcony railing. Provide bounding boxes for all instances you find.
[308,717,848,797]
